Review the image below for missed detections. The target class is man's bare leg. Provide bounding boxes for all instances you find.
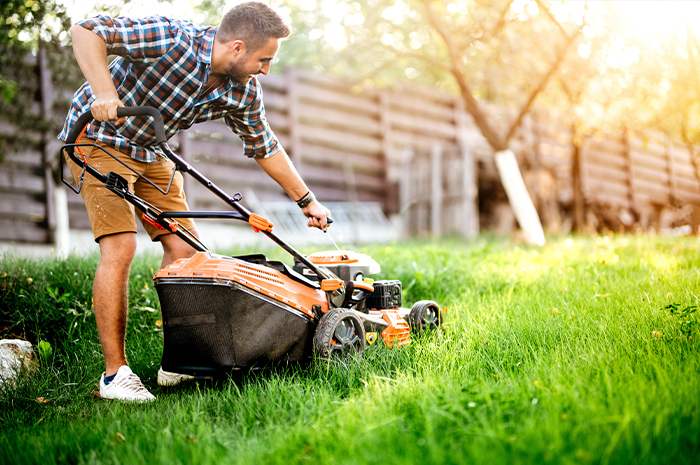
[94,232,137,376]
[156,230,200,386]
[159,229,200,269]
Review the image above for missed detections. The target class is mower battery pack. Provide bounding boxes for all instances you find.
[366,280,402,309]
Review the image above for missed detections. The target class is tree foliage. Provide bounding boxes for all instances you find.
[0,0,76,161]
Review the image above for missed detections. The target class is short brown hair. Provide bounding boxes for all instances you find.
[216,1,291,51]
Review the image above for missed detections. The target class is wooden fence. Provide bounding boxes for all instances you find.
[3,55,700,245]
[511,120,700,232]
[174,68,480,239]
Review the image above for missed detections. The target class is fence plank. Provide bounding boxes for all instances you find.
[0,219,49,243]
[385,92,457,123]
[297,102,381,136]
[298,123,383,155]
[296,82,379,116]
[299,143,385,174]
[0,193,46,218]
[387,111,457,140]
[0,167,46,193]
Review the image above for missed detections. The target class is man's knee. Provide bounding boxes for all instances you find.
[98,233,137,267]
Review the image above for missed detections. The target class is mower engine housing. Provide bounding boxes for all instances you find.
[294,250,380,283]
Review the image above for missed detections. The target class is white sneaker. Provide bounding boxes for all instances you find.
[99,366,156,402]
[157,367,196,386]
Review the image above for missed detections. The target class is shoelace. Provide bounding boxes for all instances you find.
[113,372,151,395]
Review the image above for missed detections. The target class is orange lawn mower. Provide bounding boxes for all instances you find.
[62,106,444,376]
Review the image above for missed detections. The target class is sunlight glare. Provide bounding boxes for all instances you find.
[60,0,205,22]
[609,1,700,39]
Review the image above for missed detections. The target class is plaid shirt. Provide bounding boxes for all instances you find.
[58,15,280,162]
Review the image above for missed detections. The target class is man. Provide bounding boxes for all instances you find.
[59,1,331,402]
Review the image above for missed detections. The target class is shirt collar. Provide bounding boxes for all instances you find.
[197,26,217,64]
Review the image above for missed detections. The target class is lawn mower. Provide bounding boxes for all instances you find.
[62,106,444,376]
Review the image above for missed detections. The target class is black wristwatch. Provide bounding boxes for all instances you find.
[296,190,315,208]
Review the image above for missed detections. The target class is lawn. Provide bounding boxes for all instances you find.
[1,234,699,464]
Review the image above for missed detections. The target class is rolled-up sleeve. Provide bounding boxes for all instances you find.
[224,81,280,159]
[75,15,176,62]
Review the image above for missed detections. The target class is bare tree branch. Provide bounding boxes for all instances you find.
[399,50,453,73]
[421,0,505,150]
[534,0,570,39]
[686,19,700,105]
[558,75,574,103]
[482,0,513,43]
[505,29,581,143]
[503,1,588,143]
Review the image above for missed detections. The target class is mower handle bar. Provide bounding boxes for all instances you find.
[63,106,336,283]
[65,106,167,145]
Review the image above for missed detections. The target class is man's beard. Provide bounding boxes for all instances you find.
[225,61,252,86]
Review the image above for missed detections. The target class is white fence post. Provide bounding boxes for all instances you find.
[54,186,70,258]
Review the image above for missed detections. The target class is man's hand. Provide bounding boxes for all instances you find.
[302,199,332,231]
[91,94,126,125]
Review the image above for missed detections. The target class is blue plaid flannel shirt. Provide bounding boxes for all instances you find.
[58,15,280,162]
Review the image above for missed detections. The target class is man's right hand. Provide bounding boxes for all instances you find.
[91,94,126,125]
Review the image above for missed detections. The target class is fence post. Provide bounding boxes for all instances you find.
[379,90,394,212]
[454,98,478,238]
[286,68,302,169]
[431,144,443,238]
[665,135,678,206]
[39,42,69,253]
[570,124,587,232]
[399,147,414,238]
[622,129,637,214]
[342,159,359,203]
[460,139,478,238]
[39,43,55,230]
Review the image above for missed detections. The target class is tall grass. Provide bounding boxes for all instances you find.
[1,235,698,464]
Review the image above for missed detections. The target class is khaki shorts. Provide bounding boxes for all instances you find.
[65,139,196,242]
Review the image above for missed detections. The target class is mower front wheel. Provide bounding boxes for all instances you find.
[313,308,366,359]
[409,300,443,335]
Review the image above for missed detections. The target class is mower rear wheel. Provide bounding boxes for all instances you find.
[313,308,366,359]
[409,300,443,335]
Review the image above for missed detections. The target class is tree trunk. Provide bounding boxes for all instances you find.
[571,140,586,232]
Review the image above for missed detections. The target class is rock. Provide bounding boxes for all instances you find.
[0,339,37,387]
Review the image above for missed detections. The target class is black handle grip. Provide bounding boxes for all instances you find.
[64,106,166,145]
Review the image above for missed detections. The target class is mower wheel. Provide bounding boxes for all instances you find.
[409,300,443,335]
[313,308,366,359]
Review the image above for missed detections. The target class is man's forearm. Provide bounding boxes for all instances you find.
[255,148,308,201]
[71,24,124,122]
[70,25,117,99]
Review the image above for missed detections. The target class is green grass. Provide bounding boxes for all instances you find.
[1,234,699,464]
